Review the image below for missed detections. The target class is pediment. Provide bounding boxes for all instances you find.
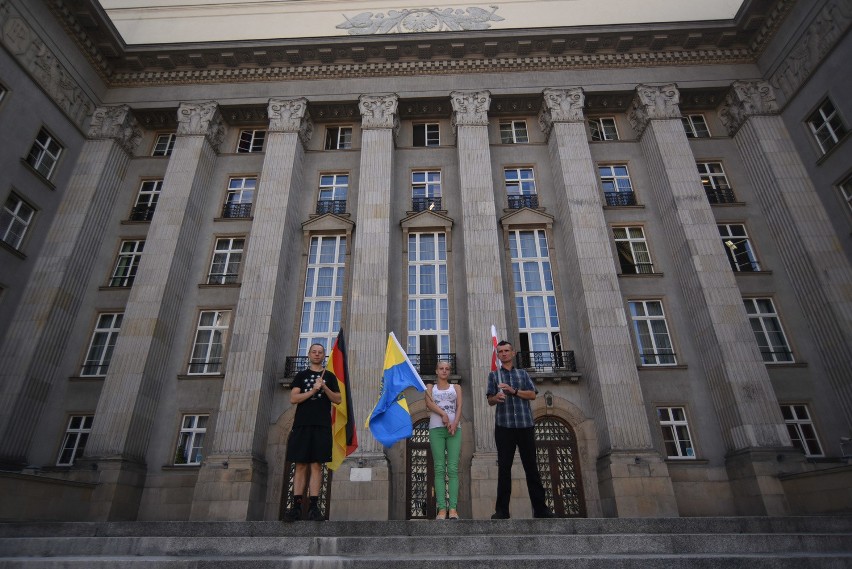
[302,213,355,233]
[499,207,554,229]
[400,209,454,231]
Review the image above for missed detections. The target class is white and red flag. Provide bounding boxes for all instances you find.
[490,325,499,372]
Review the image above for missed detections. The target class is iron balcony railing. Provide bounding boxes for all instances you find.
[407,353,457,375]
[760,349,794,363]
[316,199,347,215]
[221,202,253,218]
[507,194,539,209]
[604,191,637,206]
[514,351,576,372]
[207,273,239,285]
[639,351,677,366]
[129,204,156,222]
[412,197,441,212]
[705,188,737,204]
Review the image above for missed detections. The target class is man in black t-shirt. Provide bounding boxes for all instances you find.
[283,343,341,522]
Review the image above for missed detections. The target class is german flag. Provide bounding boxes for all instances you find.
[326,329,357,470]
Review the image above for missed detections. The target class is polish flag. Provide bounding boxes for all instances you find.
[490,325,499,372]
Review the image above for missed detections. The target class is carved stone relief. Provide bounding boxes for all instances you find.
[177,101,225,151]
[450,90,491,128]
[539,87,585,136]
[87,105,143,155]
[719,80,779,137]
[627,83,681,134]
[359,94,399,131]
[268,97,313,144]
[337,6,503,35]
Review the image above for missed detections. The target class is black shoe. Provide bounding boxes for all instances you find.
[308,505,324,521]
[283,506,301,522]
[534,509,555,518]
[491,511,510,520]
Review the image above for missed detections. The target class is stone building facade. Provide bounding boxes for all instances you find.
[0,0,850,521]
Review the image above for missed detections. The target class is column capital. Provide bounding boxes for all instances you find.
[719,80,780,136]
[451,90,491,128]
[177,101,225,151]
[538,87,585,137]
[267,97,313,143]
[359,93,400,130]
[87,105,143,154]
[627,84,681,135]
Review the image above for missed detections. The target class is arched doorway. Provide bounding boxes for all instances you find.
[535,415,586,517]
[405,418,436,519]
[279,461,333,520]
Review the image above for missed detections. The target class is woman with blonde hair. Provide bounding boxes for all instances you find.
[425,360,462,519]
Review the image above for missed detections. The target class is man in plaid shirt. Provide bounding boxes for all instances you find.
[486,340,554,519]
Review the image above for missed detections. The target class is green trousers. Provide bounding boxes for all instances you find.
[429,426,462,510]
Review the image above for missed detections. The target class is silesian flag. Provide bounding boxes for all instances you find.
[326,329,357,471]
[366,332,426,447]
[490,325,499,372]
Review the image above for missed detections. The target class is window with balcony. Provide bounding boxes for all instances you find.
[26,129,63,179]
[681,114,710,138]
[743,297,793,363]
[599,165,636,206]
[808,99,847,154]
[780,404,823,457]
[510,229,562,370]
[109,240,145,287]
[56,415,93,466]
[588,117,619,141]
[174,414,208,465]
[412,170,441,211]
[222,177,256,218]
[505,167,538,209]
[407,232,449,372]
[152,133,176,157]
[81,313,123,376]
[697,162,735,204]
[1,193,35,250]
[500,120,529,144]
[325,126,352,150]
[188,310,231,375]
[628,300,676,365]
[207,237,244,285]
[237,129,266,153]
[718,224,760,272]
[613,226,654,274]
[657,407,696,459]
[317,174,348,214]
[298,235,346,355]
[413,123,440,147]
[130,180,162,222]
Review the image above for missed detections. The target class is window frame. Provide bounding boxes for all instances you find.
[1,192,36,250]
[56,415,94,466]
[718,223,760,272]
[681,114,711,138]
[807,98,847,155]
[207,236,245,285]
[152,132,177,157]
[26,128,63,179]
[599,164,636,206]
[406,232,450,358]
[612,226,654,274]
[298,235,347,355]
[838,175,852,217]
[743,297,794,363]
[80,313,124,377]
[628,300,677,366]
[780,404,824,457]
[499,120,529,144]
[188,310,232,375]
[109,240,145,287]
[222,176,257,219]
[324,126,353,150]
[174,414,209,465]
[697,161,734,204]
[236,129,266,153]
[413,123,440,147]
[130,179,163,222]
[588,117,619,141]
[657,406,696,459]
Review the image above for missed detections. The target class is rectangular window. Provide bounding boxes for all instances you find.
[207,237,244,284]
[222,176,256,218]
[237,129,266,153]
[500,120,529,144]
[599,165,636,206]
[697,162,735,204]
[839,176,852,216]
[743,298,793,363]
[780,404,823,457]
[629,300,676,365]
[510,229,561,369]
[317,173,349,214]
[407,233,450,366]
[188,310,231,374]
[81,313,123,376]
[324,126,352,150]
[613,226,654,274]
[411,170,442,211]
[298,236,346,355]
[1,193,35,250]
[681,114,710,138]
[152,133,176,157]
[0,83,6,103]
[174,414,208,465]
[808,99,847,154]
[130,179,162,222]
[109,240,145,287]
[589,117,619,141]
[718,224,760,272]
[26,129,63,179]
[657,407,696,459]
[56,415,93,466]
[413,123,440,147]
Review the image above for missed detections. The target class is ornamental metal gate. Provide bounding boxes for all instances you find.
[406,419,436,519]
[279,461,332,520]
[535,416,586,517]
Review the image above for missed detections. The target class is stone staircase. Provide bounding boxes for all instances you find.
[1,516,851,568]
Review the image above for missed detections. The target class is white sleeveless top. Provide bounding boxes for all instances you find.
[428,384,458,429]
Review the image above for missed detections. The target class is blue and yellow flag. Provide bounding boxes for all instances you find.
[366,332,426,448]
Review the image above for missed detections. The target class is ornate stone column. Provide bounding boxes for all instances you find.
[0,105,141,468]
[720,80,852,429]
[84,101,224,521]
[190,98,312,521]
[540,88,677,517]
[631,84,796,515]
[337,93,398,520]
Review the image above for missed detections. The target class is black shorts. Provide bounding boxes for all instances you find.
[286,425,333,464]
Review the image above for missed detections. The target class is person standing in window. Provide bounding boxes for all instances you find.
[425,360,462,520]
[284,343,341,522]
[486,340,554,519]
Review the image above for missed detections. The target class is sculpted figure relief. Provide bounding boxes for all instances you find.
[450,90,490,127]
[359,94,399,129]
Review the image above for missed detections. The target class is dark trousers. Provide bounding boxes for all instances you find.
[495,425,548,515]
